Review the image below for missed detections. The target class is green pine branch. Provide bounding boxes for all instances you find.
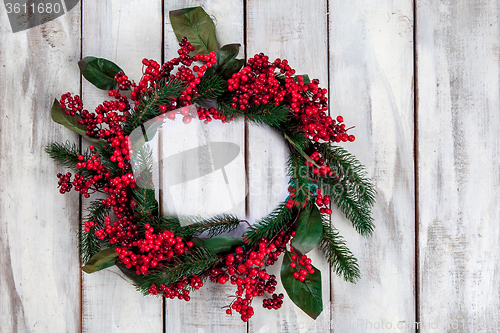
[217,98,290,127]
[45,141,93,176]
[287,152,315,205]
[244,203,295,245]
[130,145,159,220]
[81,200,109,264]
[318,217,360,283]
[93,142,121,177]
[318,143,375,206]
[194,74,227,102]
[321,177,374,236]
[123,79,184,134]
[136,247,218,295]
[181,214,241,237]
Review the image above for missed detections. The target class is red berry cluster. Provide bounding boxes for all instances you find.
[115,224,193,275]
[207,233,292,322]
[285,185,311,209]
[289,245,315,282]
[147,276,203,302]
[56,172,73,193]
[197,107,233,124]
[314,188,332,215]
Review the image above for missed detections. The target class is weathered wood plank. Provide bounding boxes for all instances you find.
[80,1,164,332]
[328,1,415,331]
[417,1,500,331]
[246,1,331,332]
[162,1,247,332]
[0,6,81,333]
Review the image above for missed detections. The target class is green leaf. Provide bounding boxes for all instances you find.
[116,262,146,285]
[169,7,218,56]
[292,205,323,255]
[50,99,101,143]
[81,247,118,274]
[294,74,310,84]
[191,236,244,254]
[281,251,323,319]
[78,56,123,90]
[206,44,244,79]
[220,58,245,80]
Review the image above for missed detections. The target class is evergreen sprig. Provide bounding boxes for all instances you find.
[244,203,295,245]
[81,200,110,264]
[321,177,374,236]
[287,152,314,205]
[194,74,227,102]
[318,217,360,283]
[93,142,121,177]
[217,99,290,127]
[318,143,375,206]
[123,79,184,134]
[130,146,159,220]
[45,142,92,175]
[136,247,219,295]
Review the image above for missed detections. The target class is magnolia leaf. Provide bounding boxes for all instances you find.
[51,99,101,143]
[294,74,311,84]
[206,44,243,78]
[191,236,244,254]
[292,205,323,255]
[281,251,323,319]
[220,58,245,80]
[78,56,123,90]
[82,247,118,274]
[170,7,218,56]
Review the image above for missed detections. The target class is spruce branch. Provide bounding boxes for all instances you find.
[45,142,93,176]
[244,203,295,245]
[318,218,360,283]
[136,247,218,294]
[81,200,109,264]
[321,177,374,236]
[217,99,290,127]
[93,142,121,177]
[194,74,226,102]
[318,143,375,206]
[130,145,159,220]
[123,79,184,134]
[287,152,315,205]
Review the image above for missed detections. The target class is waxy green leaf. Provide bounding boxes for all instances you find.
[170,7,218,56]
[205,44,244,79]
[191,236,244,254]
[82,247,118,274]
[292,205,323,255]
[281,251,323,319]
[50,99,100,143]
[78,56,123,90]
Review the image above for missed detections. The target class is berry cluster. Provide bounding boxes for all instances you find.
[56,172,72,194]
[289,244,315,282]
[147,275,204,302]
[115,224,193,275]
[206,233,292,322]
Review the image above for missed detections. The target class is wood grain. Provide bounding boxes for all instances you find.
[328,1,415,331]
[417,1,500,331]
[0,5,82,333]
[246,1,331,332]
[80,1,163,332]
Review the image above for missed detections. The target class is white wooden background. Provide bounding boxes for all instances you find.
[1,0,499,332]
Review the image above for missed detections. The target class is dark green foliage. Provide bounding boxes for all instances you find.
[78,56,123,91]
[287,152,314,205]
[318,143,375,236]
[194,74,227,102]
[130,146,158,220]
[81,200,109,264]
[217,98,290,127]
[45,141,87,172]
[93,141,121,177]
[147,214,241,239]
[81,247,118,273]
[123,79,184,135]
[136,247,218,295]
[318,218,360,283]
[318,143,375,206]
[244,203,295,245]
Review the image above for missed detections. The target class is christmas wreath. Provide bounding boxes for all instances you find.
[46,7,375,322]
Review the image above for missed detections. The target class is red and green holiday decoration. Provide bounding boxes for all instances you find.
[46,7,375,322]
